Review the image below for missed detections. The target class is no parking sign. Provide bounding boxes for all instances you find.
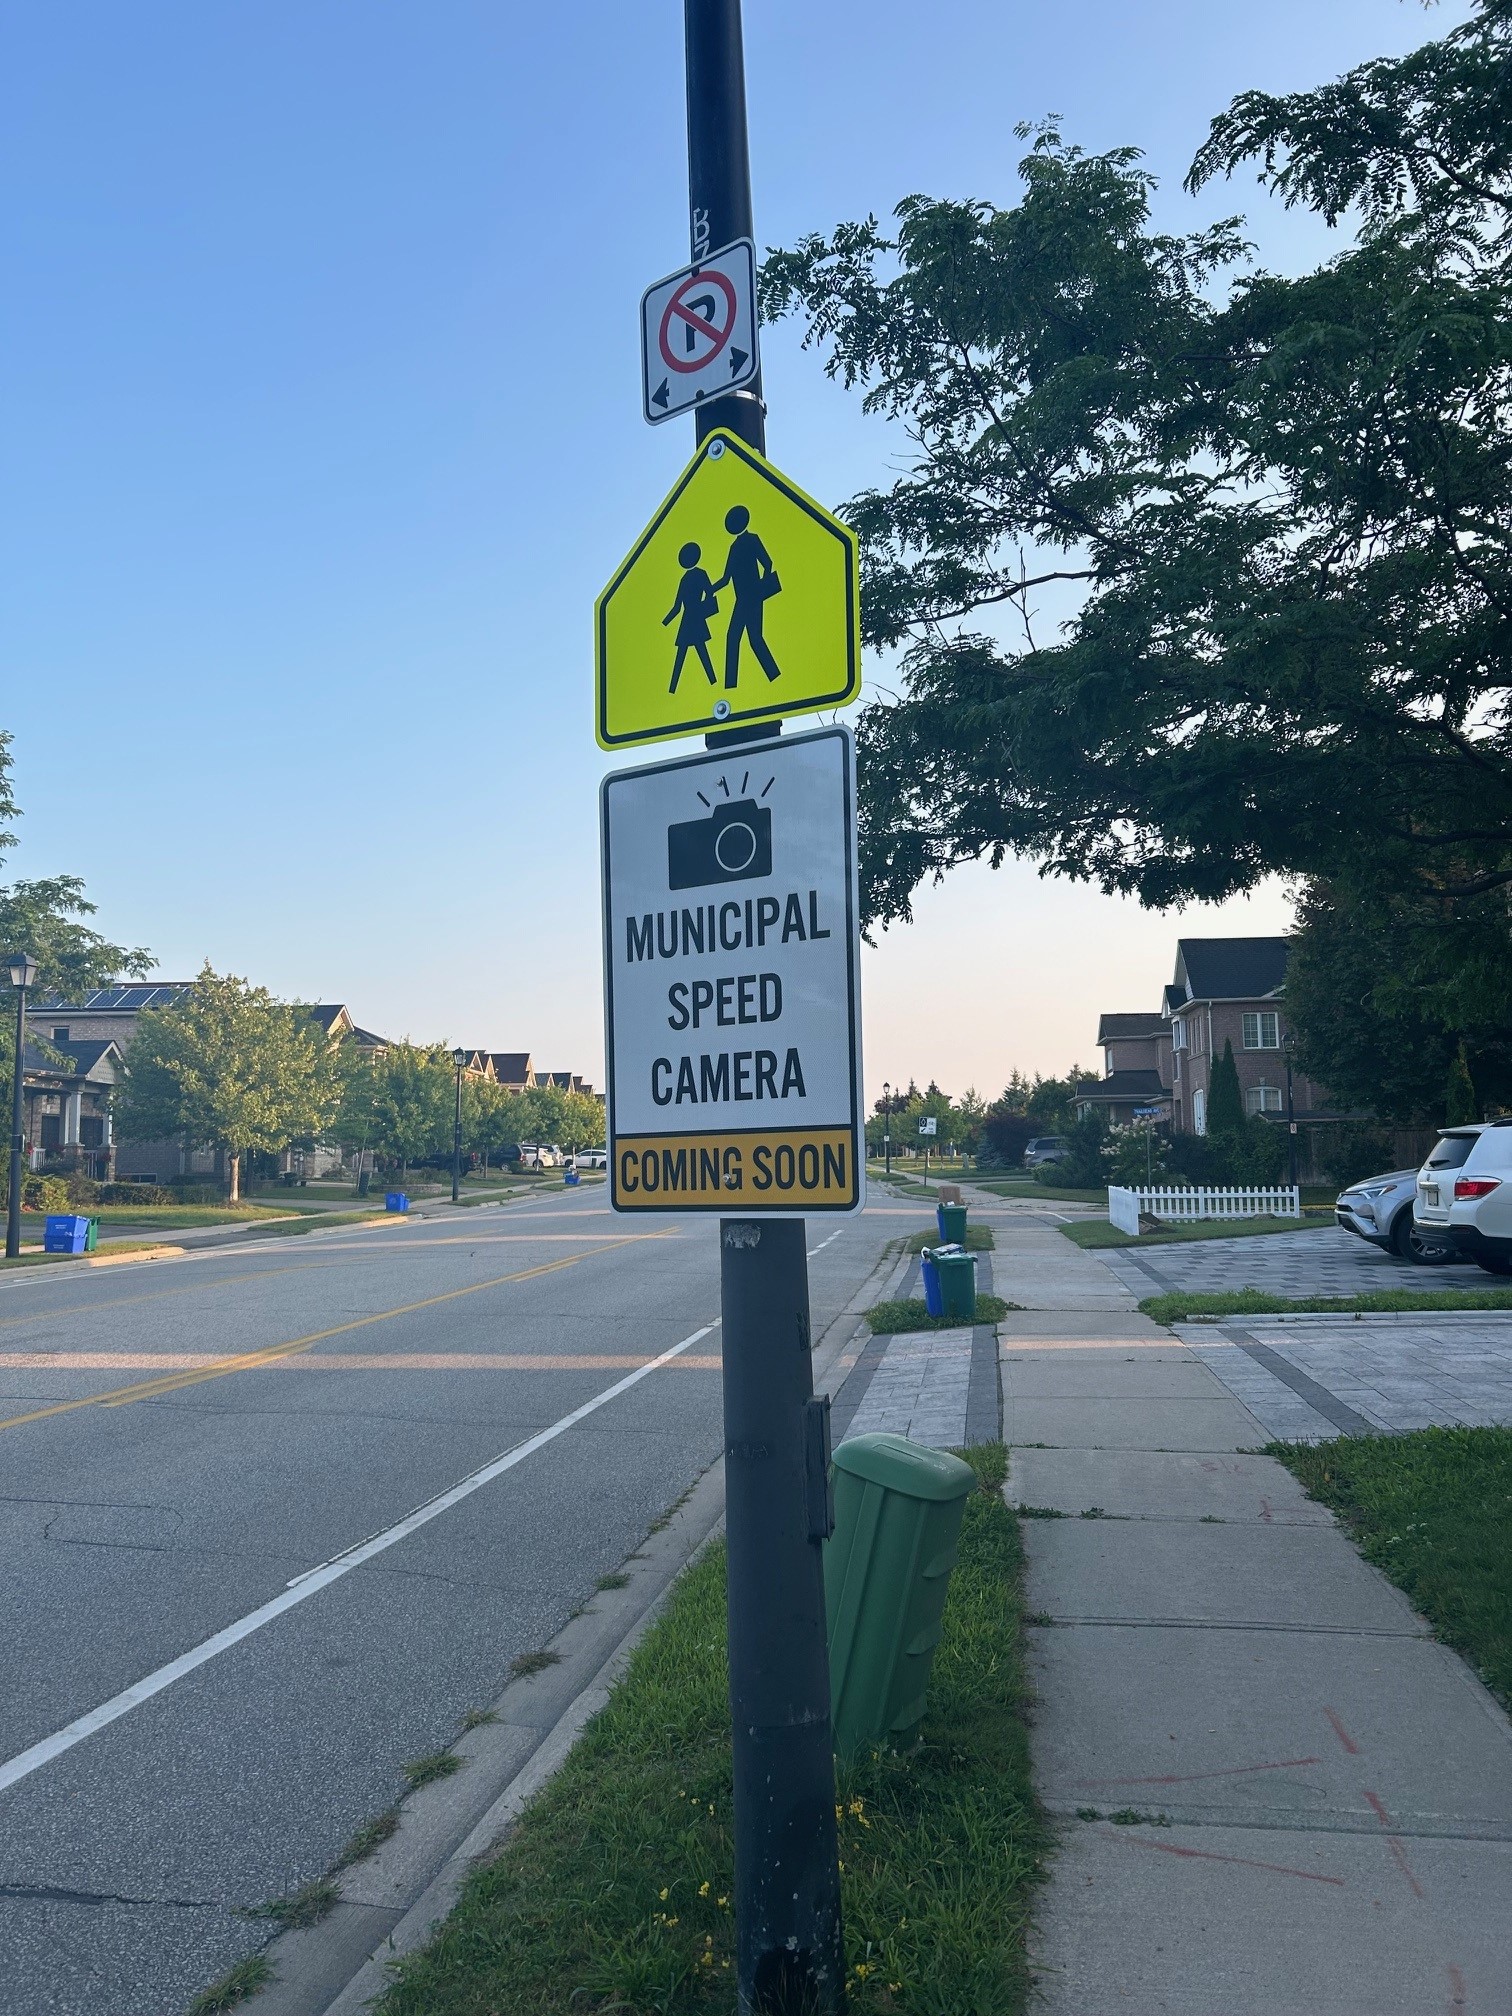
[641,238,759,424]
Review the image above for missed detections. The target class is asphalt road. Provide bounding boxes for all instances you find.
[0,1187,900,2015]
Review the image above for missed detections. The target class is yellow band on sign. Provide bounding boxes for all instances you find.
[595,430,861,749]
[612,1128,860,1212]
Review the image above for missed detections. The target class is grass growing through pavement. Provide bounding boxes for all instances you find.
[186,1954,273,2014]
[903,1224,996,1253]
[867,1294,1015,1334]
[374,1445,1042,2016]
[1062,1215,1332,1250]
[1271,1427,1512,1710]
[1140,1285,1512,1324]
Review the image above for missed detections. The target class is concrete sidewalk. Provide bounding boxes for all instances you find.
[986,1205,1512,2015]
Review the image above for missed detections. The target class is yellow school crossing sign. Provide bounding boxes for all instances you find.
[595,428,860,749]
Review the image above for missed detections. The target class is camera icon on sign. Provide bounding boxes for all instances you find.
[667,799,773,890]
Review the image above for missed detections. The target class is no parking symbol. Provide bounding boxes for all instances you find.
[641,238,759,425]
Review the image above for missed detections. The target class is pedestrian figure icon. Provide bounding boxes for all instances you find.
[712,505,782,688]
[663,542,718,692]
[596,427,860,750]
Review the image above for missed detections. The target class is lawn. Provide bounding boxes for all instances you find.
[1140,1285,1512,1323]
[1271,1427,1512,1710]
[1062,1214,1334,1251]
[969,1177,1107,1206]
[903,1225,995,1253]
[372,1445,1043,2016]
[867,1294,1014,1334]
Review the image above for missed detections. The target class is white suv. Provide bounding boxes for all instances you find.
[1414,1121,1512,1275]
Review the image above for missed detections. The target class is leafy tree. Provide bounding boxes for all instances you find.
[1445,1044,1479,1126]
[1036,1109,1108,1190]
[349,1042,454,1180]
[1207,1040,1246,1137]
[1285,882,1512,1124]
[0,732,150,1080]
[761,5,1512,941]
[117,966,342,1200]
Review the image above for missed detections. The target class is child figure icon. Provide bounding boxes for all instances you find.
[663,542,719,693]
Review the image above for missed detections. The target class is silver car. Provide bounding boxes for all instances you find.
[1336,1168,1453,1264]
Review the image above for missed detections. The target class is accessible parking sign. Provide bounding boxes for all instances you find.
[600,724,863,1214]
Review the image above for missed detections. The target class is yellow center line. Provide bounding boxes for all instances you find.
[0,1232,673,1434]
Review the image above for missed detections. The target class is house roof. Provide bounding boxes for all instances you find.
[23,1037,122,1080]
[1073,1069,1169,1103]
[34,982,196,1014]
[349,1025,390,1048]
[1172,937,1290,1004]
[309,1004,353,1035]
[1162,983,1187,1015]
[1097,1012,1166,1044]
[490,1053,533,1082]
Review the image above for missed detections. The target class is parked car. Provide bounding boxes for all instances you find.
[516,1143,564,1171]
[1336,1169,1453,1264]
[575,1150,607,1170]
[1023,1136,1070,1169]
[1414,1121,1512,1274]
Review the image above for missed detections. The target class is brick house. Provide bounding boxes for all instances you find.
[1073,1012,1173,1125]
[1162,938,1328,1136]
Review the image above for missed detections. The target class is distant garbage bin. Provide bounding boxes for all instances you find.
[936,1201,968,1244]
[825,1432,977,1759]
[44,1214,98,1255]
[920,1244,977,1321]
[564,1169,581,1187]
[384,1192,409,1213]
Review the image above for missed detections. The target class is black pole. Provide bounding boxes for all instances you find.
[883,1087,891,1179]
[6,980,27,1261]
[451,1060,463,1205]
[685,5,843,2010]
[1285,1048,1297,1191]
[685,0,764,455]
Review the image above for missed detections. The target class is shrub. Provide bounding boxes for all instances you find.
[1108,1125,1169,1187]
[1316,1121,1398,1190]
[0,1174,72,1212]
[98,1182,176,1205]
[982,1111,1037,1167]
[1037,1110,1108,1188]
[64,1171,99,1206]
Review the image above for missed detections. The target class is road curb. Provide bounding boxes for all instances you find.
[245,1232,903,2015]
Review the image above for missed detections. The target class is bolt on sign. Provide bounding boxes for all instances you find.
[595,428,861,750]
[600,725,864,1214]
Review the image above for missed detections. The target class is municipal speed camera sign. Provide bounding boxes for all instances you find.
[641,239,759,425]
[601,725,863,1214]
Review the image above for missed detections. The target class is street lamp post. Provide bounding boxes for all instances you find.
[6,954,37,1261]
[882,1081,892,1179]
[451,1048,466,1205]
[1283,1035,1298,1192]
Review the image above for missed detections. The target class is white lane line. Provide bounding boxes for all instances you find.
[0,1321,718,1800]
[807,1231,842,1258]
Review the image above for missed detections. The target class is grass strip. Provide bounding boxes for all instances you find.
[1062,1215,1331,1250]
[970,1178,1107,1205]
[374,1445,1042,2016]
[868,1294,1015,1334]
[1140,1286,1512,1324]
[903,1224,995,1253]
[1270,1427,1512,1711]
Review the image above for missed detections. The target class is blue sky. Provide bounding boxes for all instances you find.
[0,1,1465,1096]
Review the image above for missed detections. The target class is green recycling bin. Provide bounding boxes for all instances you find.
[825,1433,977,1759]
[84,1216,99,1252]
[936,1201,968,1244]
[921,1244,977,1321]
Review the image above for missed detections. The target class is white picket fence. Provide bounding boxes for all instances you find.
[1107,1184,1302,1236]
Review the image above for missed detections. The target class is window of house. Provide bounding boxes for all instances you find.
[1243,1011,1280,1049]
[1193,1087,1207,1135]
[52,1026,69,1042]
[1171,1021,1187,1050]
[1245,1084,1283,1115]
[80,1117,104,1147]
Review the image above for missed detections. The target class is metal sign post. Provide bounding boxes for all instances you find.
[684,4,845,2008]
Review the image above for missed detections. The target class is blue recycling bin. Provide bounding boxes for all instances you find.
[384,1192,409,1213]
[564,1169,581,1187]
[44,1214,97,1254]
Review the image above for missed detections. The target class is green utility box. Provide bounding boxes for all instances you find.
[936,1201,968,1244]
[825,1433,977,1759]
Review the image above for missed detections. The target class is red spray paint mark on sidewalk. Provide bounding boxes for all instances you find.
[1363,1788,1427,1900]
[1446,1963,1468,2011]
[1076,1754,1321,1790]
[1259,1496,1274,1523]
[1324,1706,1361,1755]
[1108,1830,1346,1888]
